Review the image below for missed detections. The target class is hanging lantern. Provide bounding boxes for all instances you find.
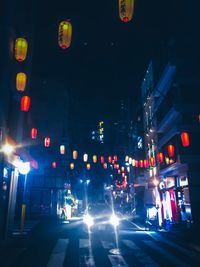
[73,150,78,160]
[52,161,56,168]
[127,166,130,173]
[129,157,132,165]
[122,173,125,177]
[70,163,74,170]
[150,157,155,167]
[15,38,28,62]
[118,169,121,174]
[198,114,200,123]
[144,159,148,168]
[16,72,27,92]
[158,152,164,163]
[113,155,118,162]
[116,164,119,169]
[108,156,112,163]
[93,155,97,163]
[103,163,107,169]
[181,132,190,147]
[100,156,105,164]
[86,163,91,170]
[114,164,118,169]
[119,0,134,23]
[167,144,175,157]
[31,128,37,139]
[139,160,143,168]
[58,21,72,49]
[60,145,65,154]
[135,160,139,167]
[83,153,88,162]
[125,155,129,162]
[21,96,30,112]
[132,159,135,166]
[121,166,125,172]
[44,137,50,147]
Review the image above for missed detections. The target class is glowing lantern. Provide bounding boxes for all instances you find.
[58,21,72,49]
[122,173,125,177]
[139,160,143,168]
[16,72,27,92]
[116,164,119,169]
[157,152,164,163]
[15,38,28,62]
[103,163,107,169]
[181,132,190,147]
[125,155,129,162]
[70,163,74,170]
[119,0,134,23]
[73,150,78,160]
[132,159,135,166]
[93,155,97,163]
[44,137,50,147]
[114,164,118,169]
[60,145,65,154]
[83,154,88,162]
[21,96,30,112]
[108,156,112,163]
[198,114,200,123]
[127,166,130,172]
[86,163,91,170]
[121,166,125,172]
[118,169,121,174]
[100,156,105,164]
[135,160,139,167]
[31,128,37,139]
[113,155,118,162]
[129,157,132,165]
[144,159,148,168]
[168,144,175,157]
[150,157,155,166]
[52,162,56,168]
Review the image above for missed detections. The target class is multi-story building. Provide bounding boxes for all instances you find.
[142,57,200,230]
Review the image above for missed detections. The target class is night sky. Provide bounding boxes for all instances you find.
[30,0,189,122]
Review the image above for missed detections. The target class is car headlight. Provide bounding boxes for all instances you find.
[83,214,94,227]
[109,214,119,227]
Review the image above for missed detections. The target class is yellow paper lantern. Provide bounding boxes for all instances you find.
[73,150,78,160]
[93,155,97,163]
[15,38,28,62]
[70,163,74,170]
[119,0,134,23]
[16,72,27,92]
[58,21,72,49]
[60,145,65,154]
[86,163,91,170]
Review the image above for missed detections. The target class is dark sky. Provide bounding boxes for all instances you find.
[29,0,198,124]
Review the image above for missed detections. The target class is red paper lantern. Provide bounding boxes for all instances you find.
[113,155,118,162]
[21,96,30,112]
[52,162,56,168]
[150,157,155,167]
[181,132,190,147]
[108,156,112,163]
[167,144,175,157]
[100,156,105,164]
[31,128,37,139]
[103,163,107,169]
[135,160,139,167]
[44,137,50,147]
[157,152,164,163]
[144,159,148,168]
[139,160,143,168]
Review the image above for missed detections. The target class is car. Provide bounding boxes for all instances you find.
[82,202,120,233]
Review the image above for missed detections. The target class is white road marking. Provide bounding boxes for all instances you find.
[122,239,160,267]
[108,255,129,267]
[79,255,96,267]
[80,239,90,249]
[101,240,114,249]
[143,240,190,267]
[151,233,200,263]
[46,239,69,267]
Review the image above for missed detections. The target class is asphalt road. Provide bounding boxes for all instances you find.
[1,217,200,267]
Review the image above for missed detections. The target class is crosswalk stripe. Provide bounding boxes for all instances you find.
[108,255,129,267]
[101,240,115,250]
[152,233,200,263]
[122,239,160,267]
[143,240,190,267]
[46,239,69,267]
[79,255,96,267]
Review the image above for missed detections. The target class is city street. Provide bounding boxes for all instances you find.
[1,217,200,267]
